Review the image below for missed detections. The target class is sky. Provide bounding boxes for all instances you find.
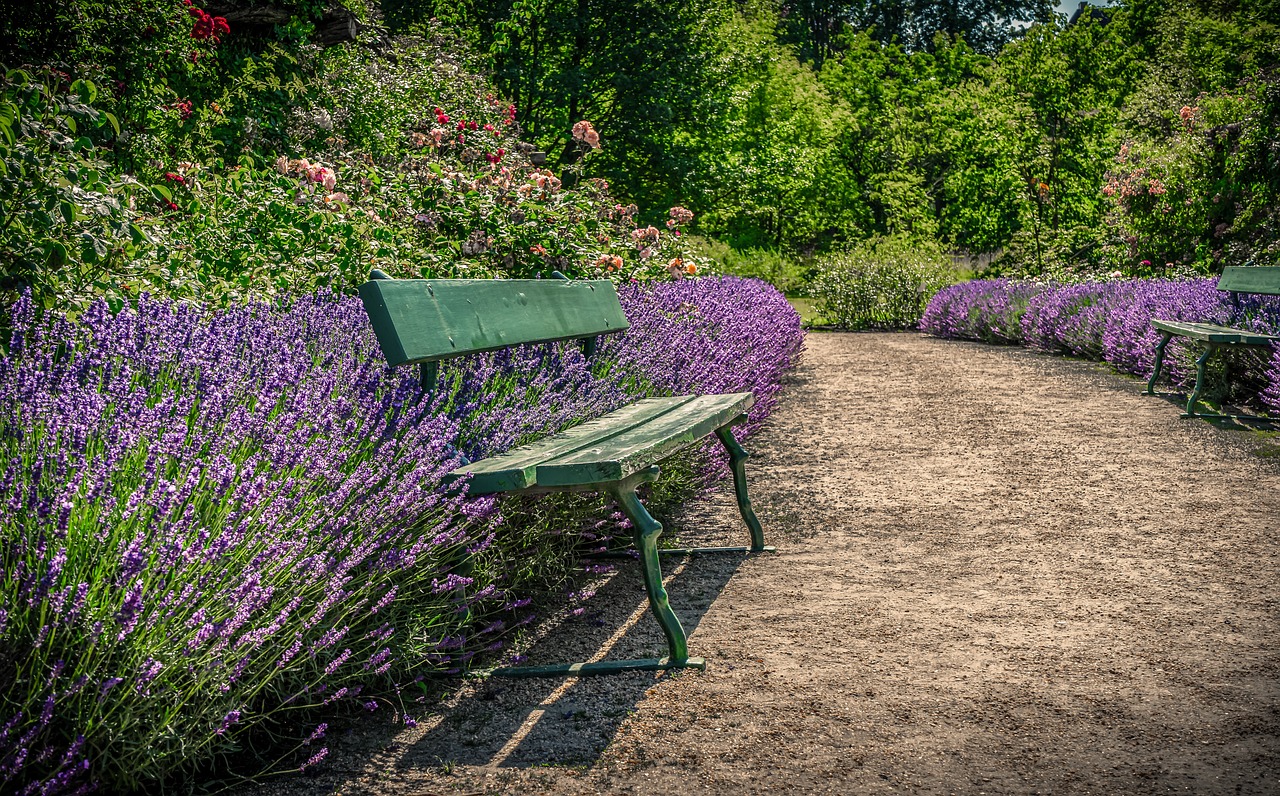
[1055,0,1116,17]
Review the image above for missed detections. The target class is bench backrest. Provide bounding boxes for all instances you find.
[358,276,629,368]
[1217,266,1280,296]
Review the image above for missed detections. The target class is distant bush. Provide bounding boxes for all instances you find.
[808,236,966,329]
[691,237,809,294]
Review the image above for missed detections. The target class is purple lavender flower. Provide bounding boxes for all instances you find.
[923,276,1280,409]
[0,277,804,793]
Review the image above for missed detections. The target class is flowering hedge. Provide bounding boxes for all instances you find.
[921,277,1280,413]
[0,276,803,794]
[1,42,710,318]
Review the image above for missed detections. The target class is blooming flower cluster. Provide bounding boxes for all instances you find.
[0,276,803,793]
[187,6,229,42]
[921,278,1280,411]
[571,120,600,149]
[274,156,338,190]
[667,206,694,229]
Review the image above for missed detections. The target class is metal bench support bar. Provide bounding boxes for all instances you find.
[493,466,708,678]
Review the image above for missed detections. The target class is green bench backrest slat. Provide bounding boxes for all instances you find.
[358,278,630,368]
[1217,266,1280,296]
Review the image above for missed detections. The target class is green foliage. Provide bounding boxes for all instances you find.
[807,235,967,328]
[425,0,730,221]
[0,26,711,318]
[696,14,856,250]
[778,0,1056,63]
[1091,0,1280,274]
[0,70,149,314]
[691,236,810,294]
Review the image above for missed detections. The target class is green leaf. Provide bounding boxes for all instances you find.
[102,111,120,137]
[81,233,107,263]
[71,79,97,105]
[152,185,173,202]
[59,201,74,224]
[45,241,68,267]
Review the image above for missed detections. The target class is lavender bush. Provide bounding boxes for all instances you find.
[921,277,1280,411]
[0,276,804,794]
[918,279,1044,344]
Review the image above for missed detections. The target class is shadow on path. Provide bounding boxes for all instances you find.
[389,546,749,771]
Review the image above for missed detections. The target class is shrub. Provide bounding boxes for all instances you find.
[1,32,712,319]
[918,278,1044,344]
[690,236,810,295]
[808,236,966,330]
[0,276,803,794]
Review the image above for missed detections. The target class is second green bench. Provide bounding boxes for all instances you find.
[1146,265,1280,419]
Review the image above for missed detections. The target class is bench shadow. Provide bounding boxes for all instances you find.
[1147,389,1279,429]
[391,542,749,772]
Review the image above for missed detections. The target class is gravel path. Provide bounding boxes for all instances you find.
[250,332,1280,796]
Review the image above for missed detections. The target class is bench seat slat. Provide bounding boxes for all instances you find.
[447,397,698,494]
[535,392,755,487]
[1152,319,1280,345]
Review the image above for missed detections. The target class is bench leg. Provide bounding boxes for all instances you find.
[490,467,705,678]
[715,422,770,553]
[607,467,698,667]
[1147,331,1173,395]
[1184,344,1217,417]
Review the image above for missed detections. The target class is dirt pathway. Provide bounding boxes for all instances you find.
[253,332,1280,796]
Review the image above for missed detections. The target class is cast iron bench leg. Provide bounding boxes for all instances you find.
[585,422,775,559]
[714,422,771,553]
[1184,344,1218,417]
[491,467,705,677]
[608,467,701,668]
[1147,331,1173,395]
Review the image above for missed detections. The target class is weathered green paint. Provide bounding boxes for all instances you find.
[490,466,706,679]
[535,393,755,487]
[587,545,776,558]
[1151,319,1279,346]
[358,278,629,368]
[446,397,697,494]
[1148,269,1280,423]
[1186,344,1218,417]
[1218,265,1280,296]
[607,467,689,663]
[715,421,767,552]
[1147,330,1173,395]
[418,360,438,392]
[355,276,773,678]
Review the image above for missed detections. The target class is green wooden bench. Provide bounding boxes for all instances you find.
[1146,266,1280,419]
[358,272,773,678]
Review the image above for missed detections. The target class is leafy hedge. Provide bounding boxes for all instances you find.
[0,59,706,318]
[807,236,966,329]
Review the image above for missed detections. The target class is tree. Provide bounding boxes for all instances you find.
[781,0,1055,62]
[424,0,729,217]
